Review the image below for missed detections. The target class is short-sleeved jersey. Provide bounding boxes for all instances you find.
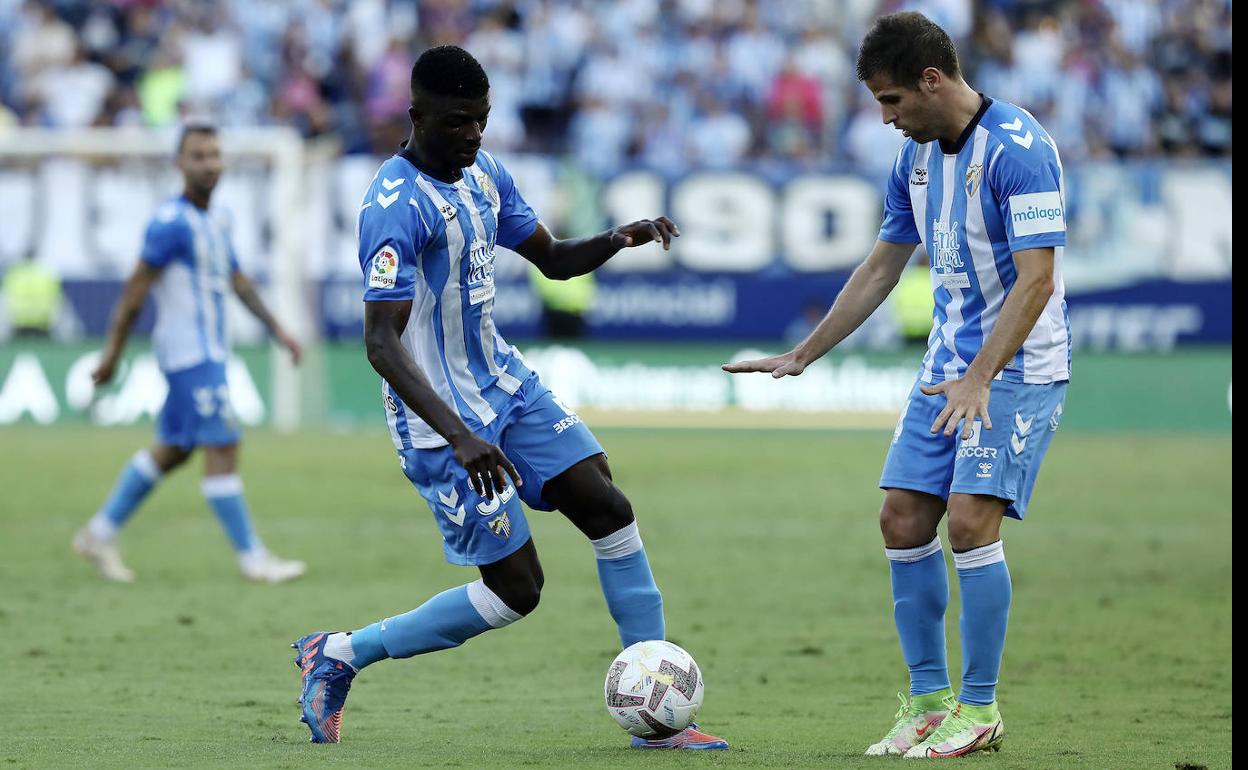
[357,150,540,450]
[140,196,240,373]
[879,97,1070,385]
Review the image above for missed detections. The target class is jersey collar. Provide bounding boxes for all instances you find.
[939,94,993,156]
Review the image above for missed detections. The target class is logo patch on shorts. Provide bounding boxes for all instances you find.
[369,245,399,290]
[487,512,512,539]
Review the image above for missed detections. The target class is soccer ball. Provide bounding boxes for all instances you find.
[603,640,704,738]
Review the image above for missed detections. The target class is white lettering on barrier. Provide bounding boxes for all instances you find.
[0,353,59,424]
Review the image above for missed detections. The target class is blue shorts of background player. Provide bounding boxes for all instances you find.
[881,378,1067,519]
[158,361,241,448]
[399,375,604,566]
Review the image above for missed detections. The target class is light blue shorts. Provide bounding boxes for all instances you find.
[398,375,605,566]
[157,361,241,449]
[880,377,1067,519]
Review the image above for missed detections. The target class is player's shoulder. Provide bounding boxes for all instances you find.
[361,155,416,201]
[981,99,1060,171]
[150,196,187,225]
[360,155,421,218]
[359,154,438,242]
[145,196,192,240]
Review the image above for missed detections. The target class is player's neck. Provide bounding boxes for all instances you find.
[401,134,462,184]
[182,188,212,210]
[937,82,986,148]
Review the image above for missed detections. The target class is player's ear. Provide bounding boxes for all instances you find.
[921,67,941,93]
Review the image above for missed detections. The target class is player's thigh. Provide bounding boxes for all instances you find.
[498,379,608,514]
[397,443,530,568]
[945,493,1008,551]
[149,443,194,472]
[880,379,959,501]
[202,443,239,475]
[879,487,947,548]
[542,454,636,540]
[949,379,1067,521]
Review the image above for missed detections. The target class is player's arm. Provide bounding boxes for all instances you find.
[515,218,679,280]
[723,238,918,377]
[93,262,159,386]
[230,271,302,364]
[363,300,520,498]
[921,248,1054,436]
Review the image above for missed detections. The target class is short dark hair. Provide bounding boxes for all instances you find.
[177,122,217,153]
[411,45,489,100]
[856,12,960,87]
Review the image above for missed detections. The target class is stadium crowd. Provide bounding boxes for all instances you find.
[0,0,1233,174]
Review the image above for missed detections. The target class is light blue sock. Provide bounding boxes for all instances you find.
[201,475,259,553]
[89,451,162,537]
[886,536,951,696]
[375,580,519,662]
[591,522,664,647]
[955,540,1011,706]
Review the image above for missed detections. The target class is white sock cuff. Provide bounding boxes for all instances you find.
[86,512,118,541]
[885,535,943,563]
[467,579,522,629]
[132,450,162,482]
[201,474,243,498]
[954,540,1005,570]
[590,521,643,560]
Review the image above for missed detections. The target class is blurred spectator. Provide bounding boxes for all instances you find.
[29,43,115,127]
[2,254,63,339]
[0,0,1232,167]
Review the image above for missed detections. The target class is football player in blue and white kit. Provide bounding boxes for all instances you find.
[291,47,727,750]
[73,125,306,585]
[725,12,1069,759]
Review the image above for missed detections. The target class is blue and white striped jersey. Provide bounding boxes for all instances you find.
[357,150,539,450]
[140,196,240,373]
[880,97,1071,385]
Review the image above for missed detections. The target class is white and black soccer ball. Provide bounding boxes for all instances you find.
[603,640,704,738]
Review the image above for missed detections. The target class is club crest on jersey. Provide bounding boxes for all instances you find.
[475,170,500,207]
[910,167,928,186]
[965,163,983,197]
[369,245,398,290]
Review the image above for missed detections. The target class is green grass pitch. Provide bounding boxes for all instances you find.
[0,425,1230,769]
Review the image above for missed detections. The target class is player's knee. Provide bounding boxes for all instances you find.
[496,577,542,617]
[879,500,936,548]
[946,513,993,552]
[601,488,635,532]
[153,447,191,472]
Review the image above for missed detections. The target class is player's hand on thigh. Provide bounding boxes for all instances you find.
[921,375,992,439]
[451,433,522,499]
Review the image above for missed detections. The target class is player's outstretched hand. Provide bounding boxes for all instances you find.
[91,354,118,387]
[451,433,523,500]
[920,375,992,439]
[277,330,303,366]
[609,217,680,251]
[722,350,808,379]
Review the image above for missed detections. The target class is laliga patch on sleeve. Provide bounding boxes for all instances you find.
[368,245,399,289]
[1008,191,1066,237]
